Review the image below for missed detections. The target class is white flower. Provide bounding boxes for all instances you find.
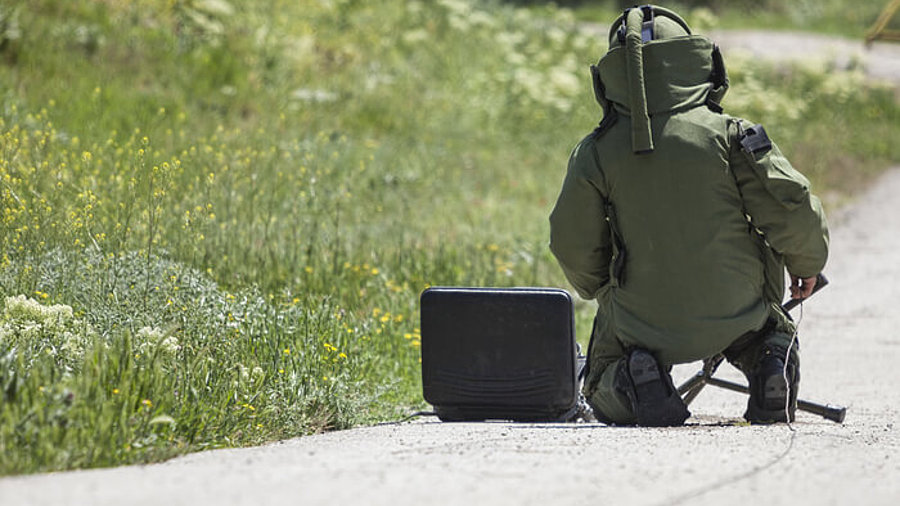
[137,326,180,357]
[549,69,580,98]
[402,29,429,45]
[291,88,338,103]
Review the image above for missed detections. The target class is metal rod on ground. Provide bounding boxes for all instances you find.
[676,273,847,423]
[704,377,847,423]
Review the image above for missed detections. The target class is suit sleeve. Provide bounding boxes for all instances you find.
[728,121,829,278]
[549,137,612,299]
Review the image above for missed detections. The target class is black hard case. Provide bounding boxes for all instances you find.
[420,287,577,422]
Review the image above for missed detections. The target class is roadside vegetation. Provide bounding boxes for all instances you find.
[1,0,898,475]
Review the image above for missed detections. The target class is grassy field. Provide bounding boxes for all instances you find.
[1,0,898,475]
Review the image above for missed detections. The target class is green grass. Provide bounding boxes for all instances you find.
[0,0,899,475]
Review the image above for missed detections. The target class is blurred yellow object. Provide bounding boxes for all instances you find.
[867,0,900,45]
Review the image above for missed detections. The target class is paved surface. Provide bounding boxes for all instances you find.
[3,163,899,504]
[710,30,900,85]
[3,31,900,506]
[575,26,900,85]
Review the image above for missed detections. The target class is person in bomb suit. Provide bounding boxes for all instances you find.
[549,5,829,426]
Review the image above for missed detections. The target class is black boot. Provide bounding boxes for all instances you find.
[615,349,690,427]
[745,349,799,424]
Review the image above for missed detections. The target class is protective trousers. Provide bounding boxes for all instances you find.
[583,315,799,425]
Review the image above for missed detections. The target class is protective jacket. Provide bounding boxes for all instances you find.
[549,16,829,365]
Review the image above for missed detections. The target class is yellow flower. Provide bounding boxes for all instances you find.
[141,399,153,408]
[112,388,120,395]
[283,348,291,355]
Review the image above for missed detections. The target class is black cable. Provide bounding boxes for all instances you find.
[374,410,437,426]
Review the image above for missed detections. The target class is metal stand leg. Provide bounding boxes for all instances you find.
[676,354,847,423]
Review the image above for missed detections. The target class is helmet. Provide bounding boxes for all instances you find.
[608,5,692,49]
[590,5,728,154]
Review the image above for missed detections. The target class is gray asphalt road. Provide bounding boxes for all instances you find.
[710,29,900,84]
[3,31,900,506]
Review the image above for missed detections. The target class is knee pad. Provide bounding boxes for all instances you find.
[745,348,799,424]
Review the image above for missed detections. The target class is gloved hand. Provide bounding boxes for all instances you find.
[789,274,817,300]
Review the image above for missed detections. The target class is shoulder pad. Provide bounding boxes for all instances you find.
[738,123,772,156]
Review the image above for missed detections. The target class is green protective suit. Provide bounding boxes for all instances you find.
[549,8,829,423]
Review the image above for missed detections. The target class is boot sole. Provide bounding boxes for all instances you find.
[627,350,690,427]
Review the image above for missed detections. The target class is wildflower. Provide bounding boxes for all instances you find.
[141,399,153,408]
[112,388,120,395]
[136,326,180,356]
[283,348,291,355]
